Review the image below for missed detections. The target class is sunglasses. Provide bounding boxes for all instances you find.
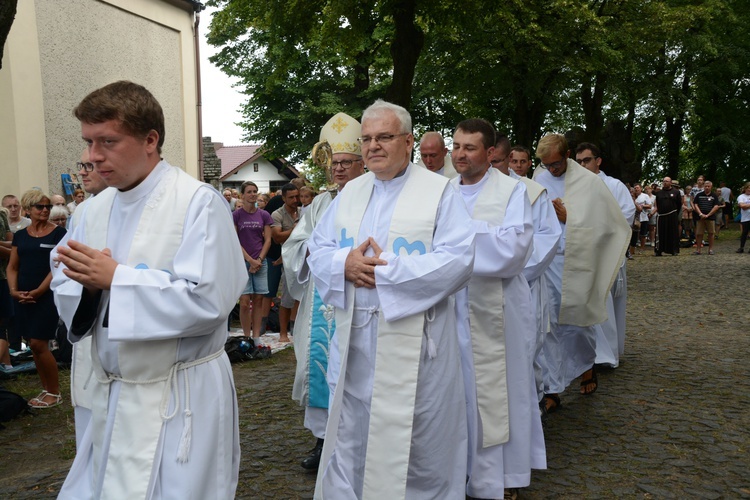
[33,204,53,211]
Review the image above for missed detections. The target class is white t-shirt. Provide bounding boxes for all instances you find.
[635,193,651,222]
[738,193,750,222]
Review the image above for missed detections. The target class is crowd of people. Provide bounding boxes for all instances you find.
[627,176,741,257]
[1,79,746,500]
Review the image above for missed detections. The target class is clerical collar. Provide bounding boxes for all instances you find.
[117,161,169,204]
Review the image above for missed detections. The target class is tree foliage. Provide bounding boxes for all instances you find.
[207,0,750,187]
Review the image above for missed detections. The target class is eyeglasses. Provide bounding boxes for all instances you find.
[577,156,597,165]
[76,162,95,172]
[51,218,68,224]
[33,204,53,211]
[540,159,566,170]
[331,159,361,169]
[357,133,409,146]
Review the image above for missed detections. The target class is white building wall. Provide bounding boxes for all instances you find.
[0,0,199,198]
[221,158,288,194]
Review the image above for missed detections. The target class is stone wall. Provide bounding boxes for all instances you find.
[202,137,222,189]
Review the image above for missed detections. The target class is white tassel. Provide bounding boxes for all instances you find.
[427,336,437,360]
[177,409,192,463]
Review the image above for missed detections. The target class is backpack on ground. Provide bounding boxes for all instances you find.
[0,387,28,429]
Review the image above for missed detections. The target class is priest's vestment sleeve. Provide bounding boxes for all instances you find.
[282,192,333,301]
[373,186,475,322]
[51,186,246,342]
[471,183,533,278]
[522,191,562,282]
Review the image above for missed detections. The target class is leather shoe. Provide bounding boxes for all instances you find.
[301,438,324,470]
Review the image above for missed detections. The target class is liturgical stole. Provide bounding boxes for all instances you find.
[315,164,447,499]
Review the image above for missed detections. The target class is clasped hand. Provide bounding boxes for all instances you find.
[55,240,118,291]
[345,238,387,289]
[552,198,567,224]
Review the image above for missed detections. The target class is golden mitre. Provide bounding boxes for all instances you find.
[319,112,361,156]
[312,113,362,190]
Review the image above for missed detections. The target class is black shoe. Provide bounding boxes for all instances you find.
[737,248,745,253]
[301,438,324,470]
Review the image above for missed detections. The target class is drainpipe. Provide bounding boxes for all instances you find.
[194,9,204,181]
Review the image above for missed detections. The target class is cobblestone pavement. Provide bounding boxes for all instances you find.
[1,233,748,498]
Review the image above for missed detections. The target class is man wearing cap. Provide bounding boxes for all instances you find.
[282,112,366,471]
[533,134,630,414]
[418,131,458,178]
[307,99,475,499]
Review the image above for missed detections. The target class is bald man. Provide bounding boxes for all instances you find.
[419,132,457,178]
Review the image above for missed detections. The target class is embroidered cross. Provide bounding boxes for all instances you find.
[340,228,354,249]
[332,117,348,134]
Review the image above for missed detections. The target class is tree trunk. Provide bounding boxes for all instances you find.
[384,0,424,111]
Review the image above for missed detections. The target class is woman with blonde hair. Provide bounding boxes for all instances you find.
[6,190,67,407]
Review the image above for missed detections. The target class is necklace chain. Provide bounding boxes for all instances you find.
[28,222,51,237]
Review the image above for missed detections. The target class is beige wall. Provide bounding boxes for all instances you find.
[0,0,199,199]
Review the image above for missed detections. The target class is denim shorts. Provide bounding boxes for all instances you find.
[242,259,269,295]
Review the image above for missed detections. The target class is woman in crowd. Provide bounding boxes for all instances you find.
[736,182,750,253]
[234,182,273,339]
[49,205,69,228]
[257,193,270,212]
[6,190,67,408]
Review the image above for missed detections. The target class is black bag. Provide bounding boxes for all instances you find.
[0,387,28,429]
[53,319,73,365]
[224,336,272,363]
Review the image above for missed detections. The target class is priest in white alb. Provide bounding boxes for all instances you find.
[51,81,246,499]
[307,100,475,499]
[505,145,562,404]
[533,134,631,415]
[450,119,539,499]
[575,142,635,369]
[282,112,366,471]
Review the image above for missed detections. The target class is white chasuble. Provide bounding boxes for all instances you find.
[316,166,445,500]
[534,160,630,327]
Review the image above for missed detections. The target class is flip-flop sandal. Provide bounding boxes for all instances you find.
[580,367,598,395]
[540,394,561,416]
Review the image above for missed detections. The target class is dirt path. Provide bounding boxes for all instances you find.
[1,226,748,498]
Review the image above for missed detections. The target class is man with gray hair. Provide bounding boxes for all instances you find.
[307,99,475,499]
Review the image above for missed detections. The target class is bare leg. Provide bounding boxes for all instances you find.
[239,294,253,337]
[279,306,291,343]
[708,232,715,253]
[0,338,10,366]
[252,294,264,340]
[30,338,60,405]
